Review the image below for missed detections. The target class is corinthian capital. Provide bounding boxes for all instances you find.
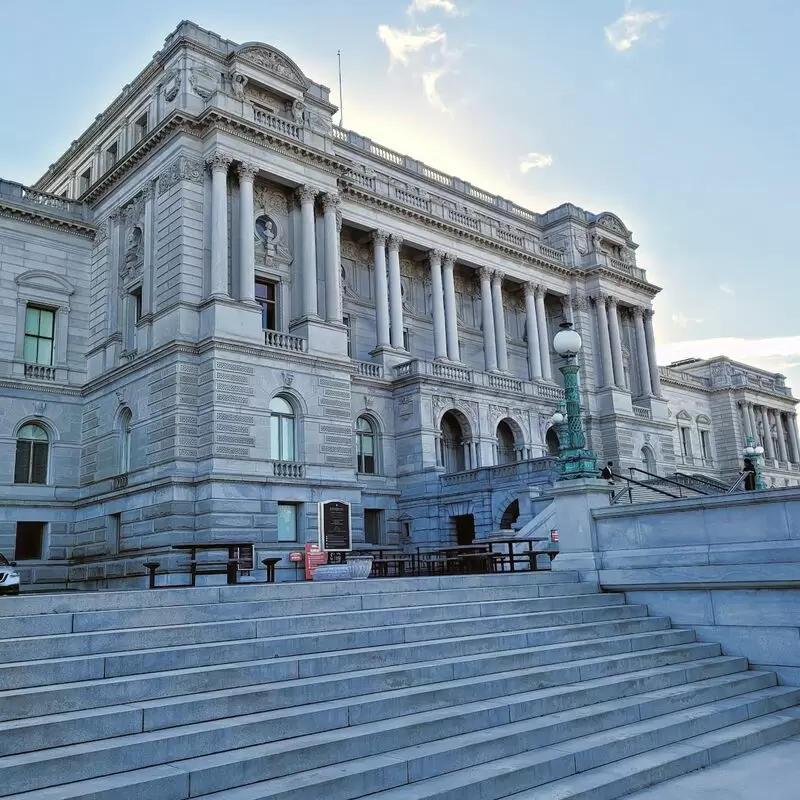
[534,283,547,299]
[371,229,388,247]
[442,253,456,269]
[295,184,318,204]
[205,150,233,173]
[632,305,645,319]
[524,281,537,298]
[428,249,444,265]
[643,307,654,321]
[492,270,505,284]
[321,191,341,213]
[237,161,258,181]
[387,234,403,252]
[478,266,493,282]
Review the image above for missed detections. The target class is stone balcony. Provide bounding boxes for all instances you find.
[440,457,558,492]
[0,179,92,228]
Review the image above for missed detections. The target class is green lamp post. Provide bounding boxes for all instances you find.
[743,436,767,490]
[550,321,598,480]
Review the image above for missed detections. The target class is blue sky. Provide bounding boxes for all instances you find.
[1,0,798,386]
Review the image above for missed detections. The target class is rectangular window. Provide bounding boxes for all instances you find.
[700,430,710,460]
[343,314,352,358]
[15,439,48,484]
[23,306,55,366]
[105,142,118,170]
[108,513,122,554]
[15,522,45,560]
[680,427,692,459]
[402,327,411,352]
[128,288,142,351]
[78,167,92,194]
[364,509,382,545]
[255,279,278,331]
[277,503,299,542]
[133,113,148,143]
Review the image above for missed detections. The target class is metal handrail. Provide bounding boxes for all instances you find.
[673,471,730,494]
[610,472,681,505]
[727,472,747,494]
[628,467,710,497]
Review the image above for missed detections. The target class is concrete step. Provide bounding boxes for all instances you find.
[0,668,782,797]
[0,593,627,660]
[0,572,581,620]
[0,612,671,690]
[0,651,747,757]
[0,628,705,723]
[222,690,799,800]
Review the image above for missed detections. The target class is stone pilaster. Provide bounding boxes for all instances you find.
[206,151,233,299]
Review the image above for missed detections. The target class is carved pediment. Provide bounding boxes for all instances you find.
[595,212,629,238]
[15,270,75,296]
[235,44,310,89]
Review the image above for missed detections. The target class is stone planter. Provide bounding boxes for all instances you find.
[347,556,374,580]
[311,564,351,582]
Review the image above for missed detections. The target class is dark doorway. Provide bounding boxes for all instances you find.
[546,427,561,455]
[499,499,520,530]
[454,514,475,545]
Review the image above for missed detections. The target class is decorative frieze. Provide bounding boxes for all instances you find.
[158,156,204,194]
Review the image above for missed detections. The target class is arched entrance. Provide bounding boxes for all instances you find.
[496,420,517,465]
[440,411,467,473]
[546,427,560,456]
[641,445,656,474]
[499,499,520,530]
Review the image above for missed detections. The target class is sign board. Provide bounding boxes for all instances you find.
[550,529,559,543]
[232,544,254,571]
[304,543,327,580]
[289,552,303,563]
[319,500,352,552]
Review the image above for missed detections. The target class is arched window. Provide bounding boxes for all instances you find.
[269,396,295,461]
[496,421,517,465]
[120,409,133,473]
[440,411,466,473]
[15,423,49,484]
[641,445,656,474]
[546,427,560,456]
[356,416,377,474]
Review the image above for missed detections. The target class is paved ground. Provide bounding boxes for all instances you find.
[621,736,800,798]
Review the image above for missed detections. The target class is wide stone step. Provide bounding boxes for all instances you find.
[0,649,746,757]
[0,593,626,660]
[0,612,669,690]
[0,573,581,621]
[0,669,780,797]
[208,689,800,800]
[0,628,705,723]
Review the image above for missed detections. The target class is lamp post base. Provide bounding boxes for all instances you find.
[558,447,599,481]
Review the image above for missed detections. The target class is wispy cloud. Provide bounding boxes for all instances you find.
[605,9,666,52]
[520,153,554,173]
[407,0,459,15]
[422,68,450,112]
[671,312,704,329]
[719,283,736,295]
[377,25,446,66]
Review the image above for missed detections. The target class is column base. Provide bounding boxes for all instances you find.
[369,346,411,372]
[290,318,349,358]
[595,386,633,416]
[199,297,263,344]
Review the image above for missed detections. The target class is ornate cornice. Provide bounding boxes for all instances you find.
[0,204,96,239]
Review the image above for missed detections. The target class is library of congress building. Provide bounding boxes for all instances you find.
[1,21,797,587]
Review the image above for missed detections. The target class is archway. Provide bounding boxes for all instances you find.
[440,411,467,473]
[496,420,517,465]
[641,445,656,474]
[546,427,561,456]
[499,499,520,530]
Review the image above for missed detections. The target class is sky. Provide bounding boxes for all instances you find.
[1,0,798,388]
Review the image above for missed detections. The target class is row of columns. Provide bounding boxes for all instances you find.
[206,150,343,323]
[594,294,661,397]
[742,402,800,464]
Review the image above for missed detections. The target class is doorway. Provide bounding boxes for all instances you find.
[454,514,475,545]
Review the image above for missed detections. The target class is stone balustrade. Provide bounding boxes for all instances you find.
[632,405,653,419]
[0,179,89,221]
[252,108,303,141]
[271,461,305,479]
[440,457,558,488]
[264,331,307,353]
[353,360,383,379]
[24,364,57,381]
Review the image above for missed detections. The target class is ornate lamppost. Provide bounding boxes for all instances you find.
[549,322,598,479]
[743,436,767,490]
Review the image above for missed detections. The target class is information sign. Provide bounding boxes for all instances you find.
[304,543,327,580]
[319,500,352,552]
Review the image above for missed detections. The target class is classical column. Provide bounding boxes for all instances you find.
[608,297,625,389]
[747,403,758,445]
[643,309,662,397]
[761,406,776,460]
[442,254,460,361]
[387,234,404,349]
[741,403,753,438]
[479,267,497,372]
[492,270,509,372]
[295,185,319,317]
[207,151,233,298]
[141,186,154,317]
[632,307,653,396]
[237,162,257,303]
[372,231,391,348]
[776,411,789,463]
[790,413,800,464]
[322,192,342,323]
[524,283,542,380]
[428,250,448,360]
[534,285,552,381]
[594,294,614,388]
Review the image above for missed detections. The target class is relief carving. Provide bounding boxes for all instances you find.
[189,65,218,100]
[163,67,180,102]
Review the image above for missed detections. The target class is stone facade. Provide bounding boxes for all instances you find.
[0,20,797,587]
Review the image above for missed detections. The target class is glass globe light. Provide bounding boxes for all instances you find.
[550,411,565,425]
[743,446,754,456]
[553,322,582,358]
[755,446,765,456]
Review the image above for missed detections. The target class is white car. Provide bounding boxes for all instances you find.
[0,554,20,595]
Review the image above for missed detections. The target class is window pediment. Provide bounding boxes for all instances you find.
[15,270,75,298]
[233,44,310,90]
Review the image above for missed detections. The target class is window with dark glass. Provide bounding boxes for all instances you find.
[356,416,376,474]
[15,424,49,484]
[15,522,45,560]
[24,306,55,366]
[78,167,92,194]
[255,279,278,331]
[343,314,352,358]
[364,509,382,545]
[133,113,148,143]
[105,142,118,170]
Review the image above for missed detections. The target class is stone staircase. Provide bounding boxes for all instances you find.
[0,572,798,799]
